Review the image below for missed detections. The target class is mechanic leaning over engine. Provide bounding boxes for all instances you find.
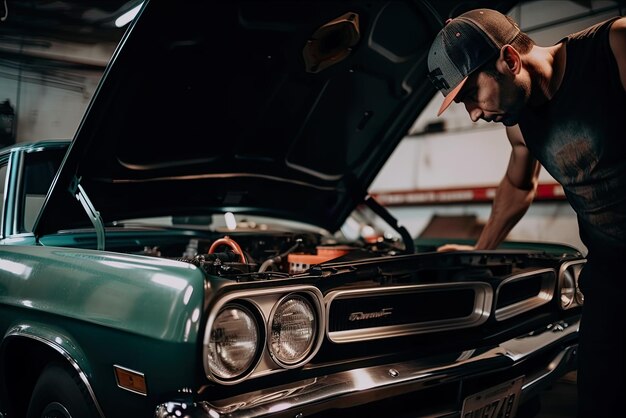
[426,8,626,418]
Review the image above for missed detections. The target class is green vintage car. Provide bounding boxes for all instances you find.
[1,1,585,417]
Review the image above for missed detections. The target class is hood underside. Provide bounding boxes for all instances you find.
[35,0,517,236]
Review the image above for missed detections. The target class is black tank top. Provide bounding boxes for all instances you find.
[519,17,626,258]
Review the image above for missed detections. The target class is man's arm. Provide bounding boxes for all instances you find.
[609,17,626,92]
[438,125,540,251]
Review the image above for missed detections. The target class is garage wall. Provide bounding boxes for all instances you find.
[370,127,586,252]
[0,39,113,142]
[369,1,624,254]
[1,0,623,254]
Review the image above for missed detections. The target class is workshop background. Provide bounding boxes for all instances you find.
[2,1,623,417]
[1,0,624,255]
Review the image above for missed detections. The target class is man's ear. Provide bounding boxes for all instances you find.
[496,44,521,75]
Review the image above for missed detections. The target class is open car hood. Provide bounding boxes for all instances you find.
[35,0,517,236]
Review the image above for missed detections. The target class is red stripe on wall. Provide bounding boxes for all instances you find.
[371,183,565,206]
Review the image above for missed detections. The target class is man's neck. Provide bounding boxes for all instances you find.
[526,42,567,106]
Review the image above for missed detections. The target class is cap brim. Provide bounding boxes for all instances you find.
[437,76,468,116]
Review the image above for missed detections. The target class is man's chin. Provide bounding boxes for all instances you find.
[501,115,519,126]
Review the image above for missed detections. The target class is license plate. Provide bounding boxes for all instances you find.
[461,376,523,418]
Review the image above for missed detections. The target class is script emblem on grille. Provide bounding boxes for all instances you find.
[349,308,393,321]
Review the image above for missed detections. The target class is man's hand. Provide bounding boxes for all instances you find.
[437,243,476,252]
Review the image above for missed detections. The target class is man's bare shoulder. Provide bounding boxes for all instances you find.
[610,16,626,30]
[609,17,626,91]
[609,17,626,47]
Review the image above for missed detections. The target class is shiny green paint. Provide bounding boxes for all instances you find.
[3,322,93,376]
[0,233,37,246]
[0,245,207,416]
[0,140,212,415]
[0,302,202,417]
[1,151,20,238]
[0,245,205,342]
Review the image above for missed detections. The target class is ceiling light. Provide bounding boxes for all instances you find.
[225,212,237,230]
[115,2,143,27]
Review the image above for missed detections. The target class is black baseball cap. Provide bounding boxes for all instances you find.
[427,9,521,116]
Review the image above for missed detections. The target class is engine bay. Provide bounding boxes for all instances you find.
[132,229,400,280]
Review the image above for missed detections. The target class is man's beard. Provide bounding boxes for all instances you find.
[500,83,528,126]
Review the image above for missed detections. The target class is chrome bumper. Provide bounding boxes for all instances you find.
[155,318,579,418]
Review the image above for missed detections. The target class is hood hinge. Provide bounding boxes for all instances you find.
[69,176,105,250]
[364,195,414,254]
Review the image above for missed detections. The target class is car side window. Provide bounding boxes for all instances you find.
[21,148,65,232]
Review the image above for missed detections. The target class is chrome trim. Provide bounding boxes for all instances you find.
[494,268,556,321]
[203,286,324,385]
[558,267,576,309]
[3,329,106,418]
[157,317,579,418]
[267,292,324,369]
[500,319,579,401]
[558,259,587,309]
[73,182,106,251]
[0,152,11,238]
[6,150,22,237]
[325,282,493,343]
[522,345,575,394]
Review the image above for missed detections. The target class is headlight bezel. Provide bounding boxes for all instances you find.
[558,259,586,310]
[559,268,576,309]
[203,286,324,384]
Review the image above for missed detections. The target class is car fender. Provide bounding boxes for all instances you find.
[0,322,105,418]
[0,245,207,411]
[0,245,206,342]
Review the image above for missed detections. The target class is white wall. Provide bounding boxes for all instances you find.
[0,38,115,142]
[370,127,585,252]
[369,1,623,254]
[0,72,102,142]
[2,0,622,254]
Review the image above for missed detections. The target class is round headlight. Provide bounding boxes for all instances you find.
[269,294,317,367]
[560,268,576,309]
[207,304,260,380]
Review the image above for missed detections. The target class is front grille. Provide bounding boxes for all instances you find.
[494,269,556,321]
[325,283,492,343]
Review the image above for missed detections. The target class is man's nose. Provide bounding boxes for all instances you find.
[465,102,482,122]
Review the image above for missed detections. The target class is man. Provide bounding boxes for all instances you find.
[427,8,626,418]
